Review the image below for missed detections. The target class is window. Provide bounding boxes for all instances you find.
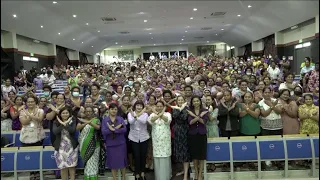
[23,56,38,62]
[295,42,311,49]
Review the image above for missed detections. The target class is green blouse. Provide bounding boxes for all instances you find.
[240,104,261,135]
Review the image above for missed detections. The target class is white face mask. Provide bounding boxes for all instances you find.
[246,72,252,75]
[282,58,286,60]
[70,68,74,71]
[137,77,143,82]
[224,69,228,72]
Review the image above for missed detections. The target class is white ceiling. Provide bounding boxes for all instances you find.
[1,1,319,55]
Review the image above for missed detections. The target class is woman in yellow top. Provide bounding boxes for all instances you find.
[298,94,319,134]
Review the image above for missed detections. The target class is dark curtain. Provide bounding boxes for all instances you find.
[56,46,69,66]
[79,52,88,66]
[243,43,252,59]
[263,34,275,56]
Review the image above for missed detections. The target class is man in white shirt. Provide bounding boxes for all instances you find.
[42,70,56,87]
[267,61,280,80]
[149,53,155,61]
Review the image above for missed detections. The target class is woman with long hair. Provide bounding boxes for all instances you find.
[187,96,208,180]
[9,96,24,130]
[298,94,319,134]
[52,106,79,180]
[278,89,299,135]
[101,103,127,180]
[128,100,149,180]
[148,100,172,180]
[77,106,101,180]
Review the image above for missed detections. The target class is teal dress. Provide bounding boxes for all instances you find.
[207,108,220,138]
[240,104,261,135]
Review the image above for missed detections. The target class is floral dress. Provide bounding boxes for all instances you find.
[298,104,319,134]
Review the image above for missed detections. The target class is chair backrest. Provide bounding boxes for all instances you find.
[16,146,42,171]
[14,132,23,147]
[285,137,313,160]
[207,138,230,162]
[1,147,18,172]
[42,131,52,146]
[1,131,16,147]
[310,135,319,158]
[259,139,285,160]
[231,140,258,161]
[42,146,58,170]
[77,152,84,169]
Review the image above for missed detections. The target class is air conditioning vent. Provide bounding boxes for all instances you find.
[104,21,125,24]
[119,31,130,34]
[204,12,226,19]
[194,37,204,39]
[201,27,213,30]
[101,17,117,22]
[128,40,139,44]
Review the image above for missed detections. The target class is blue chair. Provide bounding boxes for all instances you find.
[16,146,42,172]
[42,130,52,146]
[310,135,319,158]
[36,90,43,93]
[14,132,23,147]
[2,131,16,147]
[1,147,18,173]
[207,138,230,162]
[231,136,258,161]
[42,146,58,170]
[77,152,85,169]
[18,91,25,95]
[257,135,284,179]
[35,93,44,97]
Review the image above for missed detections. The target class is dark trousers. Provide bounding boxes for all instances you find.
[22,140,43,147]
[220,130,239,139]
[131,140,149,175]
[261,128,283,136]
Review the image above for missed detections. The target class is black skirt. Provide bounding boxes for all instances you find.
[188,133,207,160]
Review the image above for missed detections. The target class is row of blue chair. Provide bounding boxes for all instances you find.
[204,135,319,179]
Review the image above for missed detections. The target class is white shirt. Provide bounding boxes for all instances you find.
[258,98,282,130]
[149,55,155,60]
[42,74,56,86]
[148,112,172,157]
[300,66,315,75]
[267,66,281,80]
[127,112,150,143]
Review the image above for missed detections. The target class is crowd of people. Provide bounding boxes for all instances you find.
[1,54,319,180]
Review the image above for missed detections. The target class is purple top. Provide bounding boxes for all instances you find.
[187,108,208,135]
[101,115,127,147]
[33,78,43,90]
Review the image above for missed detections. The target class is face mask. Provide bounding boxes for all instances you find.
[43,92,50,97]
[70,68,74,71]
[238,71,242,74]
[224,69,228,72]
[72,92,79,97]
[240,61,243,64]
[282,57,286,60]
[137,77,143,82]
[294,91,302,96]
[229,67,233,70]
[246,72,251,76]
[116,71,121,75]
[128,81,133,86]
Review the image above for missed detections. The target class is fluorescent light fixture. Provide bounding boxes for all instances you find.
[303,42,311,47]
[13,14,17,18]
[144,20,147,22]
[53,1,57,4]
[73,15,77,18]
[248,5,252,8]
[40,25,43,28]
[230,46,235,49]
[295,44,303,49]
[23,56,38,62]
[291,25,298,29]
[190,17,193,20]
[138,12,145,15]
[237,14,241,17]
[193,8,197,11]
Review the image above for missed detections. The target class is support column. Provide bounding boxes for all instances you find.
[252,40,264,56]
[47,44,57,67]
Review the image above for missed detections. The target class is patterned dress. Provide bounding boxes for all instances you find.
[172,108,191,163]
[54,129,79,169]
[298,104,319,134]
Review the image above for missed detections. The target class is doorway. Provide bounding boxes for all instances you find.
[294,46,311,74]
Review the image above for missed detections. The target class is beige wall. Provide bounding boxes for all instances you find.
[252,39,264,52]
[16,35,51,55]
[103,48,142,63]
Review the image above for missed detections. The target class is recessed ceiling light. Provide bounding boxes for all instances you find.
[185,31,188,33]
[237,14,241,17]
[216,34,218,36]
[149,33,152,34]
[193,8,197,11]
[73,39,75,40]
[58,32,60,35]
[248,5,252,8]
[151,37,153,39]
[13,14,17,18]
[186,26,190,28]
[86,23,89,25]
[221,29,224,30]
[207,41,209,43]
[40,25,43,28]
[181,39,184,41]
[97,30,100,32]
[121,46,123,47]
[53,1,57,4]
[81,42,84,43]
[153,44,156,46]
[183,36,185,37]
[144,20,147,22]
[73,15,77,18]
[91,46,93,47]
[190,17,193,20]
[138,12,145,15]
[180,43,182,44]
[115,42,118,44]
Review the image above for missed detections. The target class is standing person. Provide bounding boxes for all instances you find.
[278,89,299,135]
[148,101,172,180]
[239,92,261,136]
[171,96,190,180]
[127,101,149,180]
[101,103,127,180]
[52,107,79,180]
[298,94,319,134]
[259,87,283,135]
[187,96,208,180]
[78,106,101,180]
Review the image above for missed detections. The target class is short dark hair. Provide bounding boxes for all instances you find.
[43,85,52,92]
[51,91,60,98]
[133,100,145,111]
